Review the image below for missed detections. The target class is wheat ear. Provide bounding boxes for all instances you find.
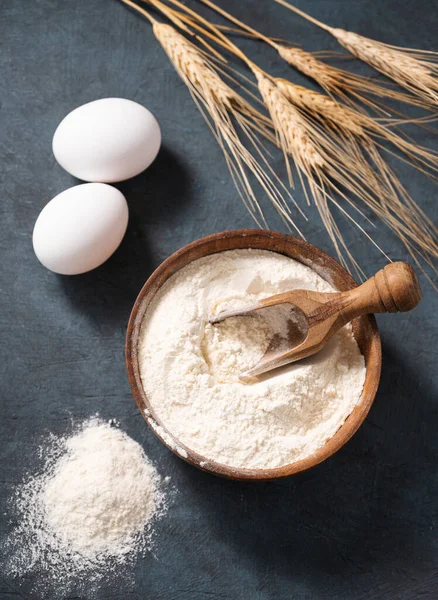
[332,29,438,106]
[122,0,305,233]
[274,0,438,108]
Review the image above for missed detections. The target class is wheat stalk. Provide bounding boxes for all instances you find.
[125,0,437,280]
[274,0,438,108]
[159,0,437,266]
[193,0,435,115]
[121,0,305,233]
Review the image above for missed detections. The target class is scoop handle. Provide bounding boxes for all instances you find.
[373,262,422,312]
[339,262,422,324]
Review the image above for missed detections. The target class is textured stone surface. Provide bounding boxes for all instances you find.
[0,1,437,598]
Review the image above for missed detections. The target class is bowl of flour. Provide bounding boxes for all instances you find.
[126,230,381,480]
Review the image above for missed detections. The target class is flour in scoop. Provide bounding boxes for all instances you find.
[138,249,366,470]
[2,418,169,596]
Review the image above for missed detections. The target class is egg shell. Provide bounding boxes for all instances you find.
[53,98,161,182]
[33,183,129,275]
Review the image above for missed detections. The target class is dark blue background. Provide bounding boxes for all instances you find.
[1,1,437,598]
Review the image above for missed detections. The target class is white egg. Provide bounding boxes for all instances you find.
[33,183,129,275]
[52,98,161,182]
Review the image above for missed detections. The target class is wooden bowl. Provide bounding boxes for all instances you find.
[126,230,381,480]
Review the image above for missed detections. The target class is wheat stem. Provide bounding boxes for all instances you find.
[273,0,332,32]
[122,0,156,23]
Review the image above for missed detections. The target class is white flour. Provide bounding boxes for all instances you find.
[2,418,169,595]
[139,249,366,469]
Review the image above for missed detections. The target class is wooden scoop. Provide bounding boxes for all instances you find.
[210,262,421,381]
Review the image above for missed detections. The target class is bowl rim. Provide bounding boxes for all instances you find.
[126,229,382,480]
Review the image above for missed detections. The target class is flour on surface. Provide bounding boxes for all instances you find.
[138,249,366,470]
[2,418,169,597]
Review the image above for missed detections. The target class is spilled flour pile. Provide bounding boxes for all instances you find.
[2,418,168,594]
[139,249,366,470]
